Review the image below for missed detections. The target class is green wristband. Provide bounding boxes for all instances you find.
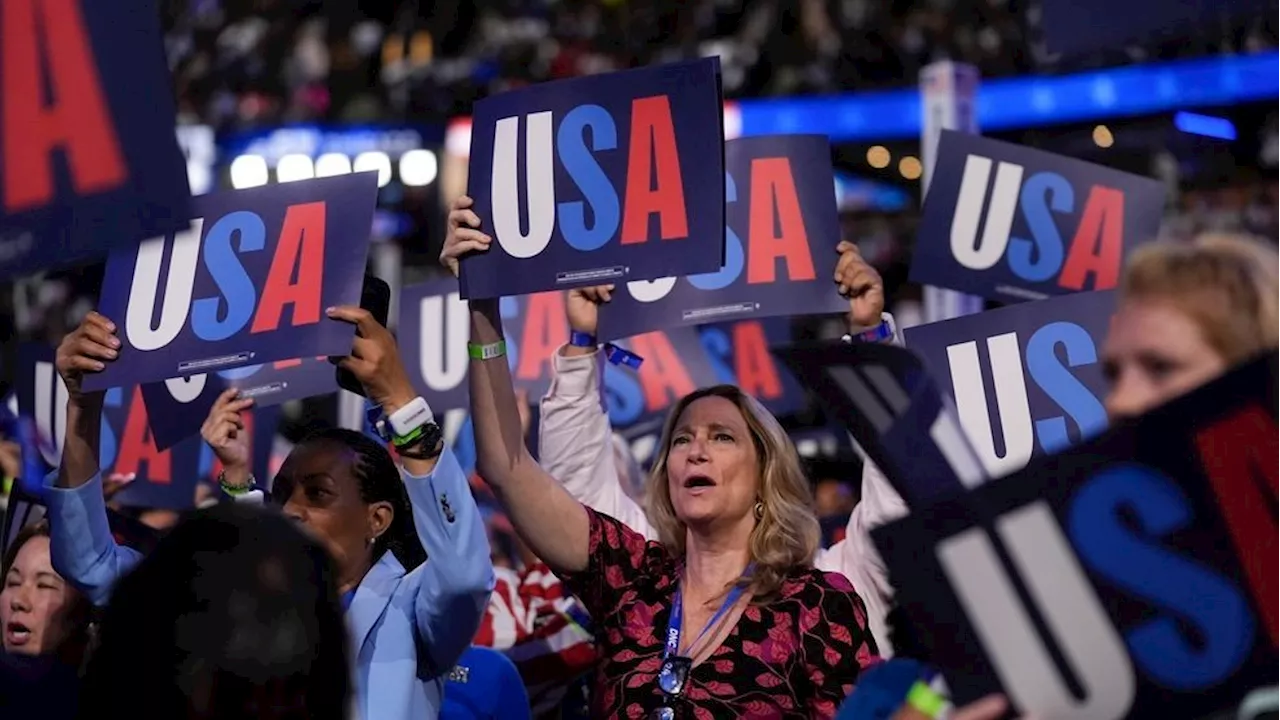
[906,680,949,719]
[468,340,507,360]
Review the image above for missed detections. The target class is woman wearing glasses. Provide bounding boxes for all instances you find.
[444,197,878,719]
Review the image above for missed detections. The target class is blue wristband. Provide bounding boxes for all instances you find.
[569,330,597,348]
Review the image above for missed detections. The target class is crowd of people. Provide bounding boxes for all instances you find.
[2,185,1275,716]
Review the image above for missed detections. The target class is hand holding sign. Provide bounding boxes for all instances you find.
[567,285,615,338]
[835,241,885,328]
[55,311,119,405]
[442,195,492,278]
[199,389,254,482]
[325,305,417,415]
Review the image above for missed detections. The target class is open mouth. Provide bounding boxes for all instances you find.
[4,622,32,647]
[684,474,716,489]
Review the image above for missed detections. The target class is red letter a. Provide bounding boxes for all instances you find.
[2,0,127,212]
[1195,405,1279,647]
[252,202,326,333]
[746,158,816,284]
[515,292,569,382]
[1059,186,1124,291]
[113,387,171,484]
[632,332,697,411]
[733,322,783,400]
[621,96,689,245]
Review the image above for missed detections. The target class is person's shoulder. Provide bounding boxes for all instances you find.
[786,566,858,594]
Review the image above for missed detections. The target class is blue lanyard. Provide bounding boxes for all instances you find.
[663,565,753,661]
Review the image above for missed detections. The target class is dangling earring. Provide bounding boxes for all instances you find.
[366,536,374,547]
[753,501,764,520]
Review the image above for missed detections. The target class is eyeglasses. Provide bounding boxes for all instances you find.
[649,656,692,720]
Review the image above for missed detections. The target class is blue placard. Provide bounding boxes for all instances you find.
[698,318,806,418]
[872,351,1277,718]
[16,343,277,509]
[600,327,721,431]
[83,172,379,391]
[0,0,191,279]
[903,290,1116,480]
[398,279,554,416]
[600,134,845,340]
[910,131,1165,304]
[773,341,986,510]
[139,356,337,451]
[459,58,727,300]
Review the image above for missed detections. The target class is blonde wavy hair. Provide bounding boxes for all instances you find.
[1121,233,1279,363]
[643,385,820,601]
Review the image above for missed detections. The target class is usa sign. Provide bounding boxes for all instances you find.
[910,131,1165,304]
[459,58,726,300]
[0,0,191,278]
[139,356,336,451]
[903,290,1116,480]
[16,344,278,509]
[773,341,987,510]
[601,134,846,340]
[84,172,379,391]
[700,318,806,418]
[874,351,1277,719]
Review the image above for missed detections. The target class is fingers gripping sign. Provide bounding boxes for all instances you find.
[834,240,886,329]
[441,195,493,279]
[325,305,417,415]
[55,311,121,404]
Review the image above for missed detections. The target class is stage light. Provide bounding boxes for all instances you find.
[315,152,353,177]
[229,155,269,189]
[1093,125,1114,148]
[1174,111,1237,141]
[354,151,392,187]
[867,146,891,169]
[898,156,922,180]
[399,149,438,186]
[276,154,316,183]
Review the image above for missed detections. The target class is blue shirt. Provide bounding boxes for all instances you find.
[440,646,531,720]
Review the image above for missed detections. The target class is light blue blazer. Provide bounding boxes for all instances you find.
[45,446,495,720]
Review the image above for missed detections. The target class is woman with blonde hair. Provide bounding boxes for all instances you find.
[444,197,878,718]
[1102,232,1278,421]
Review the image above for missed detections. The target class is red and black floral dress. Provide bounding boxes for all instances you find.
[558,507,880,719]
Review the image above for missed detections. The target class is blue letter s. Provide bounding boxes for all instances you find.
[1069,464,1255,690]
[558,105,620,251]
[1026,321,1107,453]
[1008,171,1071,283]
[191,211,265,342]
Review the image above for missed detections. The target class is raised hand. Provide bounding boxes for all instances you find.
[200,388,254,473]
[325,306,416,416]
[440,195,492,278]
[55,311,119,406]
[566,284,614,338]
[834,240,885,328]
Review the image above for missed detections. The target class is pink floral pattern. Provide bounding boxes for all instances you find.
[559,508,879,719]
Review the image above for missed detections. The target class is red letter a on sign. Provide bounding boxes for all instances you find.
[2,0,127,212]
[621,96,689,245]
[253,202,326,333]
[1195,405,1279,647]
[746,158,816,284]
[114,387,171,484]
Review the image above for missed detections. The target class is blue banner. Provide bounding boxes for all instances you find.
[600,134,845,340]
[0,0,191,279]
[84,172,379,391]
[459,58,726,299]
[910,131,1165,304]
[16,343,277,509]
[872,351,1277,718]
[139,356,336,451]
[903,290,1116,479]
[601,327,721,431]
[699,318,806,417]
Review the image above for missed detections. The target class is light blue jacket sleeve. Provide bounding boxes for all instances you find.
[401,446,496,675]
[43,470,143,607]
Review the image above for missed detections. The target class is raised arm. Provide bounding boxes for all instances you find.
[402,443,495,673]
[442,195,591,576]
[539,285,655,539]
[46,313,144,605]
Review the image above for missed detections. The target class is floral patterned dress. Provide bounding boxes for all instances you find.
[557,507,880,719]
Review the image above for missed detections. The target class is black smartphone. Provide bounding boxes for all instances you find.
[334,274,392,397]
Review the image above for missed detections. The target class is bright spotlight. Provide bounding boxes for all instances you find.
[229,155,268,189]
[399,149,438,187]
[353,151,392,187]
[315,153,353,178]
[276,154,315,183]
